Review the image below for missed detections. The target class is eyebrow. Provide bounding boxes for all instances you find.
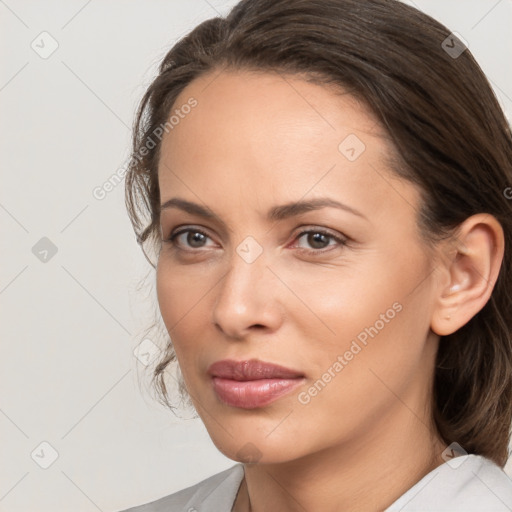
[160,197,367,225]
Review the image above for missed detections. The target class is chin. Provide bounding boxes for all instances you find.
[204,423,308,465]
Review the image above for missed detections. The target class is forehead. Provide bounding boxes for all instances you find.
[160,68,383,156]
[157,69,419,226]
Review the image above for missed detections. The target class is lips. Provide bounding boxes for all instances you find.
[208,359,304,380]
[208,359,305,409]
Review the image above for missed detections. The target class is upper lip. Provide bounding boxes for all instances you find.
[208,359,305,380]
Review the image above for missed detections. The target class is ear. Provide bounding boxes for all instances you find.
[430,213,505,336]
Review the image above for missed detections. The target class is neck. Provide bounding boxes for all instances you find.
[233,398,446,512]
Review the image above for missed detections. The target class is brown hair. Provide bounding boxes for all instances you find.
[125,0,512,466]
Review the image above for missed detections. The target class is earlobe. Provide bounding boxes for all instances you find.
[430,214,505,337]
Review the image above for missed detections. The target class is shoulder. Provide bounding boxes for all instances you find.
[386,454,512,511]
[117,463,244,512]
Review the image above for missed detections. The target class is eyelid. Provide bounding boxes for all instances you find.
[291,225,347,241]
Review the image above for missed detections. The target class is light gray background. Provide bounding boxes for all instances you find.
[1,1,511,511]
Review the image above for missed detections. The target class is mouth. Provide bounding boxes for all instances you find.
[207,359,305,409]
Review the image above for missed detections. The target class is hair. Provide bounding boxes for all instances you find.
[125,0,512,467]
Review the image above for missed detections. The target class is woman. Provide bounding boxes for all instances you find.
[121,0,512,510]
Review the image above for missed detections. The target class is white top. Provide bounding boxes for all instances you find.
[119,454,512,511]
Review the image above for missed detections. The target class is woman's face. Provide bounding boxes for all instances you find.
[156,69,442,464]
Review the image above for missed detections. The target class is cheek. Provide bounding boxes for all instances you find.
[156,260,216,373]
[156,258,209,324]
[156,263,193,360]
[296,264,432,420]
[275,254,403,341]
[287,248,428,368]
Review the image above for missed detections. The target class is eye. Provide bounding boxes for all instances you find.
[293,228,347,253]
[166,227,216,250]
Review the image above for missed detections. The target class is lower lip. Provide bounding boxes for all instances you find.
[211,377,305,409]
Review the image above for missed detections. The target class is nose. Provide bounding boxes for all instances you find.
[211,247,284,340]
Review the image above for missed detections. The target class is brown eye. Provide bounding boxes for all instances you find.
[302,232,331,249]
[167,228,214,250]
[294,229,347,253]
[185,231,207,248]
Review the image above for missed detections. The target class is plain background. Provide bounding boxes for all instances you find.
[1,1,511,511]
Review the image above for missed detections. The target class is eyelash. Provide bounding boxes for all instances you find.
[165,226,347,255]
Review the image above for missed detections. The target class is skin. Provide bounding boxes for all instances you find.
[155,68,505,511]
